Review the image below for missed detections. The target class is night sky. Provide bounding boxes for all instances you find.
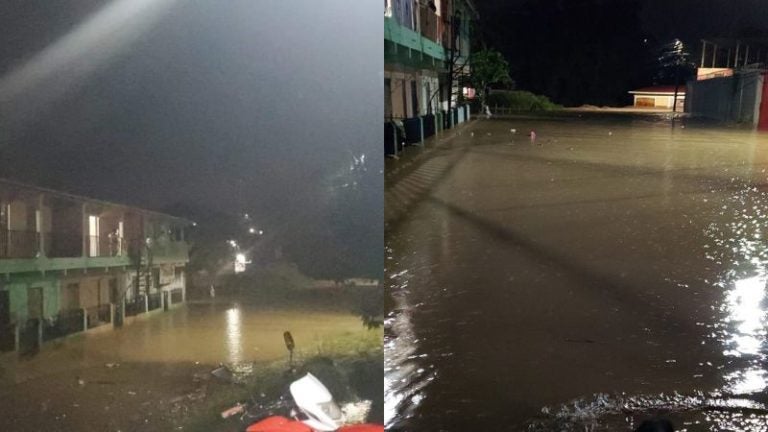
[0,1,383,277]
[475,0,768,106]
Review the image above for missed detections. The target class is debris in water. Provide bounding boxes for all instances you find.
[530,130,537,144]
[511,128,517,133]
[128,391,137,396]
[105,363,119,368]
[608,131,613,136]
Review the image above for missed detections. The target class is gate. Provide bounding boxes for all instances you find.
[18,319,40,355]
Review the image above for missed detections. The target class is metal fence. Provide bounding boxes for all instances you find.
[42,309,85,342]
[86,304,111,329]
[170,288,183,305]
[147,293,161,311]
[0,230,39,258]
[125,297,146,317]
[18,319,40,353]
[0,323,15,352]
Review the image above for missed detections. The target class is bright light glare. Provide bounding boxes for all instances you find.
[0,0,178,127]
[724,276,767,357]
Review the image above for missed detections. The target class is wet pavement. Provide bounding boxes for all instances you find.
[0,302,375,431]
[385,113,768,431]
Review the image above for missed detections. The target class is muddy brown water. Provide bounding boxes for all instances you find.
[0,302,377,431]
[385,114,768,431]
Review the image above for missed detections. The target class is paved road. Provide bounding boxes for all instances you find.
[385,114,768,431]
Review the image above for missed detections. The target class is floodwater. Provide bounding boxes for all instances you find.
[385,113,768,431]
[0,302,373,431]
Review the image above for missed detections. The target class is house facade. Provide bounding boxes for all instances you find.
[628,86,686,110]
[384,0,476,156]
[0,179,191,353]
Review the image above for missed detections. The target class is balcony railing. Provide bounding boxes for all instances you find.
[46,231,82,258]
[87,235,126,258]
[419,7,439,43]
[0,230,39,259]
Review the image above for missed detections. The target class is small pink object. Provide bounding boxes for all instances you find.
[530,131,536,142]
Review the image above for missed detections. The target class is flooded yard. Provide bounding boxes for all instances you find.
[385,114,768,431]
[0,302,381,431]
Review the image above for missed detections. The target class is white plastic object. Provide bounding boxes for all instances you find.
[290,373,345,431]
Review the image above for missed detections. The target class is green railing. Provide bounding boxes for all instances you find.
[384,17,445,62]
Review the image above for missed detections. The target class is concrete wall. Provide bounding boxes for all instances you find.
[687,72,764,125]
[60,275,118,310]
[2,275,59,323]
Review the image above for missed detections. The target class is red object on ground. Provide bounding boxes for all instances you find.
[338,425,385,432]
[245,416,313,432]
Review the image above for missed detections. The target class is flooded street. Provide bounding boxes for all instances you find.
[385,114,768,431]
[0,302,377,431]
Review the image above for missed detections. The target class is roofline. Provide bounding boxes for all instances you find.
[628,91,686,95]
[0,178,193,225]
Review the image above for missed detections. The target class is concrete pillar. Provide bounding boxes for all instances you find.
[37,195,46,258]
[419,116,425,146]
[712,44,717,68]
[700,40,706,68]
[745,45,750,67]
[160,289,165,311]
[81,307,88,332]
[109,303,115,324]
[392,125,398,157]
[82,203,88,258]
[143,294,148,313]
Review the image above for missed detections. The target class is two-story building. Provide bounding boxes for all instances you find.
[384,0,477,156]
[0,179,191,354]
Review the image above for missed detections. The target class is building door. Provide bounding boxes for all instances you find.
[27,287,43,320]
[88,215,99,257]
[411,80,419,116]
[62,283,80,310]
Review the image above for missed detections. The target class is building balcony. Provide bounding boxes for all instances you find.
[385,16,445,67]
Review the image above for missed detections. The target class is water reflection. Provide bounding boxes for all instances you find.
[704,184,768,398]
[226,306,243,364]
[722,276,767,358]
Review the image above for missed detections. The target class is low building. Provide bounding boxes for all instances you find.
[686,38,768,128]
[628,86,686,110]
[0,179,191,353]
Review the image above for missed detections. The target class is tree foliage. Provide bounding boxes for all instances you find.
[469,49,513,107]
